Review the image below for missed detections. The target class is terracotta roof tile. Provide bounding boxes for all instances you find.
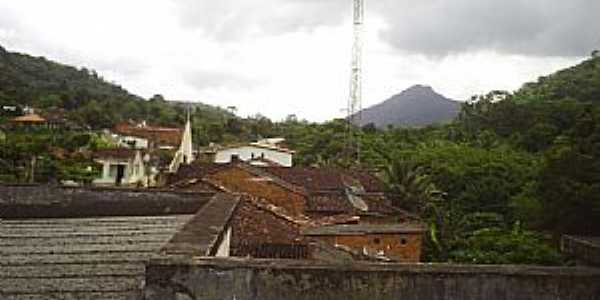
[12,113,46,123]
[113,122,182,146]
[168,162,232,185]
[262,167,385,193]
[231,197,303,247]
[93,148,139,159]
[307,192,354,213]
[306,191,401,216]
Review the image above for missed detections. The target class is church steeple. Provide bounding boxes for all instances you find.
[180,109,194,164]
[169,107,194,172]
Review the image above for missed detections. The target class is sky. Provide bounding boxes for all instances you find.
[0,0,598,122]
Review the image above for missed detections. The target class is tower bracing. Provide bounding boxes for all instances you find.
[346,0,364,163]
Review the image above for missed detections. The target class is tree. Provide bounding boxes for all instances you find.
[149,94,166,102]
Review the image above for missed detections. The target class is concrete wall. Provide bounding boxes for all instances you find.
[562,235,600,267]
[0,184,212,218]
[145,258,600,300]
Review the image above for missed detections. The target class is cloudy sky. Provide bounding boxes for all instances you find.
[0,0,598,121]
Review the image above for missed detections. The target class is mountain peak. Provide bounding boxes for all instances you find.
[400,84,437,97]
[355,85,460,128]
[406,84,433,91]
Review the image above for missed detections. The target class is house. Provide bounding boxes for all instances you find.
[169,162,413,221]
[167,162,425,262]
[303,223,425,262]
[115,134,150,149]
[201,138,295,167]
[227,195,424,262]
[1,105,18,115]
[113,121,183,150]
[92,148,151,187]
[10,113,48,128]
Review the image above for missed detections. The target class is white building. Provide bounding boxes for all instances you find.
[212,138,294,167]
[115,134,149,149]
[93,149,151,187]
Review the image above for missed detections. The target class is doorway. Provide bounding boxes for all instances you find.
[116,165,125,186]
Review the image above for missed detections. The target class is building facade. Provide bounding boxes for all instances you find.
[93,149,150,187]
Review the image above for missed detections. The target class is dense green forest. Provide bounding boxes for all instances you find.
[1,45,599,265]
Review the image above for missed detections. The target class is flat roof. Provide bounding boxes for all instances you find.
[0,214,193,299]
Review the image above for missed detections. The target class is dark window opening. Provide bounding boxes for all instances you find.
[373,238,381,244]
[400,238,407,245]
[116,165,125,186]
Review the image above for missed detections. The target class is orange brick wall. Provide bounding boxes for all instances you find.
[315,233,422,262]
[209,167,306,216]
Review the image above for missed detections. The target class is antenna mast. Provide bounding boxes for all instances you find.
[346,0,364,163]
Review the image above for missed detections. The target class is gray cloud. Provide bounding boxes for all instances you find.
[174,0,347,40]
[174,0,600,57]
[373,0,600,57]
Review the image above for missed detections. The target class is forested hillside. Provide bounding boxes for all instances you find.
[515,52,600,104]
[0,45,232,128]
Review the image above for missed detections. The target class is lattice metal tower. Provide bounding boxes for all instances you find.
[346,0,364,163]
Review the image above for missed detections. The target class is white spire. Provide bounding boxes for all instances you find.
[169,108,194,172]
[180,110,194,164]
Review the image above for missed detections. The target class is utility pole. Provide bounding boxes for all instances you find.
[346,0,364,164]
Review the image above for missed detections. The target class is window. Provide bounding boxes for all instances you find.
[109,165,119,178]
[373,238,381,245]
[400,238,408,245]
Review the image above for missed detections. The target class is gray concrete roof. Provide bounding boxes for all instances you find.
[0,214,193,299]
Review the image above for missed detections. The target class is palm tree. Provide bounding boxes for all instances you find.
[383,156,444,213]
[382,154,450,260]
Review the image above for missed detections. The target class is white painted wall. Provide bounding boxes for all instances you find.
[214,146,293,167]
[93,151,148,186]
[117,135,149,149]
[215,227,231,257]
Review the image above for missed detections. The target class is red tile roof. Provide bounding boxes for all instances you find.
[229,195,362,259]
[306,191,401,216]
[168,162,232,185]
[93,148,139,159]
[231,197,304,247]
[114,122,182,146]
[12,113,46,123]
[261,167,386,193]
[307,192,354,213]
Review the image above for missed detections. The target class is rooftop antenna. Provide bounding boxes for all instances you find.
[346,0,364,164]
